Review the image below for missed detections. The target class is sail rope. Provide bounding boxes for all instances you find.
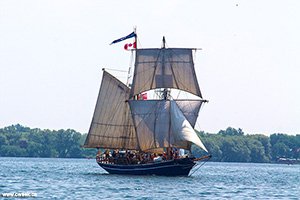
[194,99,209,133]
[189,155,211,177]
[104,68,128,72]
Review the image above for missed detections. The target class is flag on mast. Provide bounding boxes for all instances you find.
[124,42,136,50]
[110,32,136,45]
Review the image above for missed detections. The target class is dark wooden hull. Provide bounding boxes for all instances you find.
[97,158,195,176]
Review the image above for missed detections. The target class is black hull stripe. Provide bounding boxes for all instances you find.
[99,163,194,171]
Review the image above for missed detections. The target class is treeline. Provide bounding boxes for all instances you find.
[193,127,300,162]
[0,124,97,158]
[0,124,299,162]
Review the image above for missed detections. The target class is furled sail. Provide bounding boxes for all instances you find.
[128,100,207,153]
[82,70,137,149]
[129,48,202,98]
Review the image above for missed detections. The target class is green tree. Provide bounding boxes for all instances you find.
[221,137,251,162]
[218,127,244,136]
[27,142,42,157]
[33,129,57,157]
[246,138,269,163]
[0,134,8,146]
[55,129,82,158]
[271,143,289,159]
[0,145,27,157]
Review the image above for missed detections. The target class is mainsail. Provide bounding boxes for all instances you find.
[82,70,137,150]
[129,48,202,99]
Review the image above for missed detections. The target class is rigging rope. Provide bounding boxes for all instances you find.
[104,68,128,72]
[189,156,211,177]
[195,102,205,132]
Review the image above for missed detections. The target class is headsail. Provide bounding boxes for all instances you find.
[82,70,137,150]
[129,48,202,98]
[170,101,208,152]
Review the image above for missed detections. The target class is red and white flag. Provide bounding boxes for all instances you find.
[124,42,136,50]
[142,93,147,100]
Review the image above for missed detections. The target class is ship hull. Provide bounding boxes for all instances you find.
[97,158,195,176]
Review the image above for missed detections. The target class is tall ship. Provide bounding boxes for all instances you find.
[81,31,211,176]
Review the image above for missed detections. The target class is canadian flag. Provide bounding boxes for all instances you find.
[124,42,136,50]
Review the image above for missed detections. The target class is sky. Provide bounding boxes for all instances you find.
[0,0,299,135]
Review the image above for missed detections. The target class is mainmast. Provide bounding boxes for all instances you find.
[134,27,137,49]
[161,36,170,100]
[162,36,166,48]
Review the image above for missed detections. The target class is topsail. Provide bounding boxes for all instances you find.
[129,48,202,98]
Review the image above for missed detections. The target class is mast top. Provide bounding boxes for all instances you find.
[162,36,166,49]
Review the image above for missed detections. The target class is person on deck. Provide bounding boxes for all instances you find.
[149,154,153,162]
[175,149,178,159]
[162,153,166,161]
[170,148,174,160]
[104,148,110,163]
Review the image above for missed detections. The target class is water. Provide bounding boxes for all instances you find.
[0,157,299,199]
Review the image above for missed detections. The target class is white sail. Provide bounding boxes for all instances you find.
[83,70,137,150]
[129,100,207,153]
[129,48,202,98]
[128,100,171,152]
[170,101,208,153]
[175,100,203,127]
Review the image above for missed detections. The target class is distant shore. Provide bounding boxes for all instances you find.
[1,124,299,163]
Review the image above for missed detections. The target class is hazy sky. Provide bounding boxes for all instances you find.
[1,0,299,135]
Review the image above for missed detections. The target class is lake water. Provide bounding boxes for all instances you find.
[0,157,299,199]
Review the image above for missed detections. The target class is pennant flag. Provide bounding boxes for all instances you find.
[142,93,147,100]
[124,42,136,50]
[297,149,299,152]
[110,32,136,45]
